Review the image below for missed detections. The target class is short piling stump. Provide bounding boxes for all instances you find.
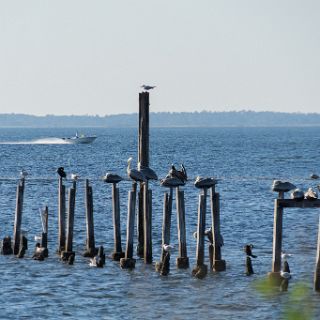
[120,257,136,269]
[192,264,208,279]
[176,257,189,269]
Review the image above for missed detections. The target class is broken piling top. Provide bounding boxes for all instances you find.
[272,180,296,193]
[103,173,123,184]
[194,176,217,189]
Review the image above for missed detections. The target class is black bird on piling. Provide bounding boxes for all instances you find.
[244,244,257,258]
[57,167,66,178]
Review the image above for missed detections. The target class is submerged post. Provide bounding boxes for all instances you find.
[137,92,149,256]
[84,179,96,257]
[120,183,137,269]
[58,177,66,253]
[176,189,189,268]
[13,178,25,255]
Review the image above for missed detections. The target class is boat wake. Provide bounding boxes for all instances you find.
[0,138,69,145]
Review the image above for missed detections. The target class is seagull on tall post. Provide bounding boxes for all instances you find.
[141,85,156,91]
[127,157,146,182]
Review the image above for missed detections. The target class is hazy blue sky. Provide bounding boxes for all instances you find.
[0,1,319,115]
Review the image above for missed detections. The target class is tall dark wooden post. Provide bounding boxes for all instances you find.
[137,91,150,256]
[111,183,124,260]
[84,179,96,257]
[143,182,152,264]
[58,177,66,253]
[176,188,189,268]
[13,178,25,255]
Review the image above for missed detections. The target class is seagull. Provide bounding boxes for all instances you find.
[163,244,174,252]
[204,228,213,244]
[34,235,42,242]
[281,252,292,260]
[141,85,156,91]
[20,169,28,178]
[127,157,146,182]
[57,167,66,178]
[70,173,79,181]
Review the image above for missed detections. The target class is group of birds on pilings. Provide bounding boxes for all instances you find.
[272,179,319,201]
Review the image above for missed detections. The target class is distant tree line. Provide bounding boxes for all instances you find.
[0,111,320,127]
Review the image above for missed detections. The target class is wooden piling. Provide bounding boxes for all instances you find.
[137,92,150,257]
[41,206,49,257]
[143,182,152,264]
[13,178,25,255]
[192,194,208,279]
[176,189,189,268]
[120,183,137,269]
[111,183,124,260]
[58,177,66,253]
[210,188,226,272]
[269,198,283,283]
[314,215,320,291]
[137,185,144,257]
[84,179,96,257]
[162,190,172,260]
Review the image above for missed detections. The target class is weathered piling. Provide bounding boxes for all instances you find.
[13,178,25,255]
[120,183,137,269]
[41,206,49,257]
[17,233,28,258]
[84,179,96,257]
[137,92,149,257]
[111,183,124,260]
[269,193,284,283]
[137,186,144,257]
[1,236,13,255]
[155,189,173,273]
[58,177,66,253]
[210,188,226,272]
[192,194,207,279]
[314,215,320,291]
[61,185,76,262]
[143,182,153,264]
[176,189,189,268]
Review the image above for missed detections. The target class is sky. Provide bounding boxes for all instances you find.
[0,0,319,116]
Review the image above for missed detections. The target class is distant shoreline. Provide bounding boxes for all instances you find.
[1,111,320,127]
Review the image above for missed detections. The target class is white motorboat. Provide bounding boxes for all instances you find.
[62,132,97,144]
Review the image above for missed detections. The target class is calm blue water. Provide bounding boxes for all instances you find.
[0,127,320,319]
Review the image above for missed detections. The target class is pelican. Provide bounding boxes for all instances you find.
[138,162,158,180]
[70,173,79,181]
[57,167,66,178]
[169,164,187,182]
[20,169,28,178]
[272,180,296,193]
[194,176,217,189]
[127,157,146,182]
[193,231,198,239]
[103,172,123,184]
[160,176,185,188]
[141,85,156,91]
[244,244,257,258]
[163,244,174,252]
